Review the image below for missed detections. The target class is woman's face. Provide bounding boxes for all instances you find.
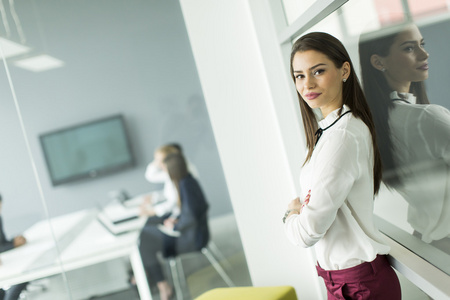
[292,50,349,118]
[154,151,166,170]
[381,25,429,91]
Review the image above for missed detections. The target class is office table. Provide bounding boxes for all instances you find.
[0,208,152,300]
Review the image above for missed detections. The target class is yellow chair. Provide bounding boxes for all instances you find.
[195,286,298,300]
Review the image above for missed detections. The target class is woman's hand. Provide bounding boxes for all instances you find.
[13,235,26,247]
[163,218,178,230]
[139,197,156,216]
[288,197,302,211]
[287,190,311,215]
[282,197,302,223]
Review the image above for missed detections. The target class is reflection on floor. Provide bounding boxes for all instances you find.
[23,213,252,300]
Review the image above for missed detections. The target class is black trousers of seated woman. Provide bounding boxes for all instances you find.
[138,224,166,284]
[138,222,204,285]
[0,282,29,300]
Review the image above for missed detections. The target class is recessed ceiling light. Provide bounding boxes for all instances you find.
[14,54,65,72]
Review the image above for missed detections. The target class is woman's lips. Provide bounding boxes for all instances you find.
[304,92,321,100]
[417,63,429,70]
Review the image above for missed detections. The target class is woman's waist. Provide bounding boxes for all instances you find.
[314,232,390,271]
[316,255,391,282]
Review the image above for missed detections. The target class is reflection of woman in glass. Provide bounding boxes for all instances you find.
[284,32,400,300]
[359,24,450,248]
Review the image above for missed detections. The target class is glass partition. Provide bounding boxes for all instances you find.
[0,0,250,299]
[281,0,319,24]
[289,0,450,279]
[408,0,450,19]
[0,37,70,299]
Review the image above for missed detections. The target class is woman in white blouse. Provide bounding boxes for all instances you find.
[143,143,199,219]
[359,24,450,249]
[284,32,401,299]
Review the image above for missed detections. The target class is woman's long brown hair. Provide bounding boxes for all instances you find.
[290,32,382,195]
[359,26,429,188]
[164,153,188,207]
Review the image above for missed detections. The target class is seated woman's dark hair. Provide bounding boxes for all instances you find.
[164,153,188,183]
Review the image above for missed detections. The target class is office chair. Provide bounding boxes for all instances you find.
[167,241,235,300]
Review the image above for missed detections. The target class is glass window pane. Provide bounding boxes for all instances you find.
[342,0,389,36]
[0,1,250,299]
[289,0,450,281]
[299,11,343,39]
[281,0,318,24]
[0,47,68,299]
[409,0,450,19]
[372,0,406,25]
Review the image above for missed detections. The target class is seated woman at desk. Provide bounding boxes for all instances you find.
[0,194,28,300]
[143,143,199,220]
[139,152,209,300]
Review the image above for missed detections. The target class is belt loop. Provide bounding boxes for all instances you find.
[324,271,333,282]
[316,264,333,283]
[328,272,333,283]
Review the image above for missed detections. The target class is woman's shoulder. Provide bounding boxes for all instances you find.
[319,120,369,158]
[391,101,449,114]
[180,173,195,184]
[423,103,450,117]
[333,113,370,141]
[179,174,201,190]
[391,102,450,126]
[419,104,450,137]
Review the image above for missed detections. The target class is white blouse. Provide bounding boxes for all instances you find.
[284,105,390,270]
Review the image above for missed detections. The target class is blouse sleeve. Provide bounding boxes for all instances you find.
[284,130,362,247]
[144,161,168,183]
[419,105,450,164]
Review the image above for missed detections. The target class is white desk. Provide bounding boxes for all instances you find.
[0,208,152,300]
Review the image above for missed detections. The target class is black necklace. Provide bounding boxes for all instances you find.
[392,98,410,104]
[314,110,352,146]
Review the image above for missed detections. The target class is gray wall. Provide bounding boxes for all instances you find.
[0,0,232,236]
[420,19,450,110]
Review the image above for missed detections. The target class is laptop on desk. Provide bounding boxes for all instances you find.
[97,201,146,235]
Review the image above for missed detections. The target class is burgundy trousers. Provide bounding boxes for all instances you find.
[316,255,401,300]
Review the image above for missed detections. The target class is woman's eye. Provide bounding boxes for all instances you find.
[420,42,426,48]
[313,69,324,76]
[295,74,305,80]
[404,46,414,52]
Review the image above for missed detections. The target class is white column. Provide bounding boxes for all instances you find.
[179,0,324,298]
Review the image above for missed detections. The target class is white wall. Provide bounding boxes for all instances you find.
[179,0,325,298]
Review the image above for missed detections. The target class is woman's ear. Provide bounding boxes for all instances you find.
[342,61,351,81]
[370,54,385,71]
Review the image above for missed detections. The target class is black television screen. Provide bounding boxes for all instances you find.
[40,115,135,186]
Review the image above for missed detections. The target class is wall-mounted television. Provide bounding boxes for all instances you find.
[39,114,135,186]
